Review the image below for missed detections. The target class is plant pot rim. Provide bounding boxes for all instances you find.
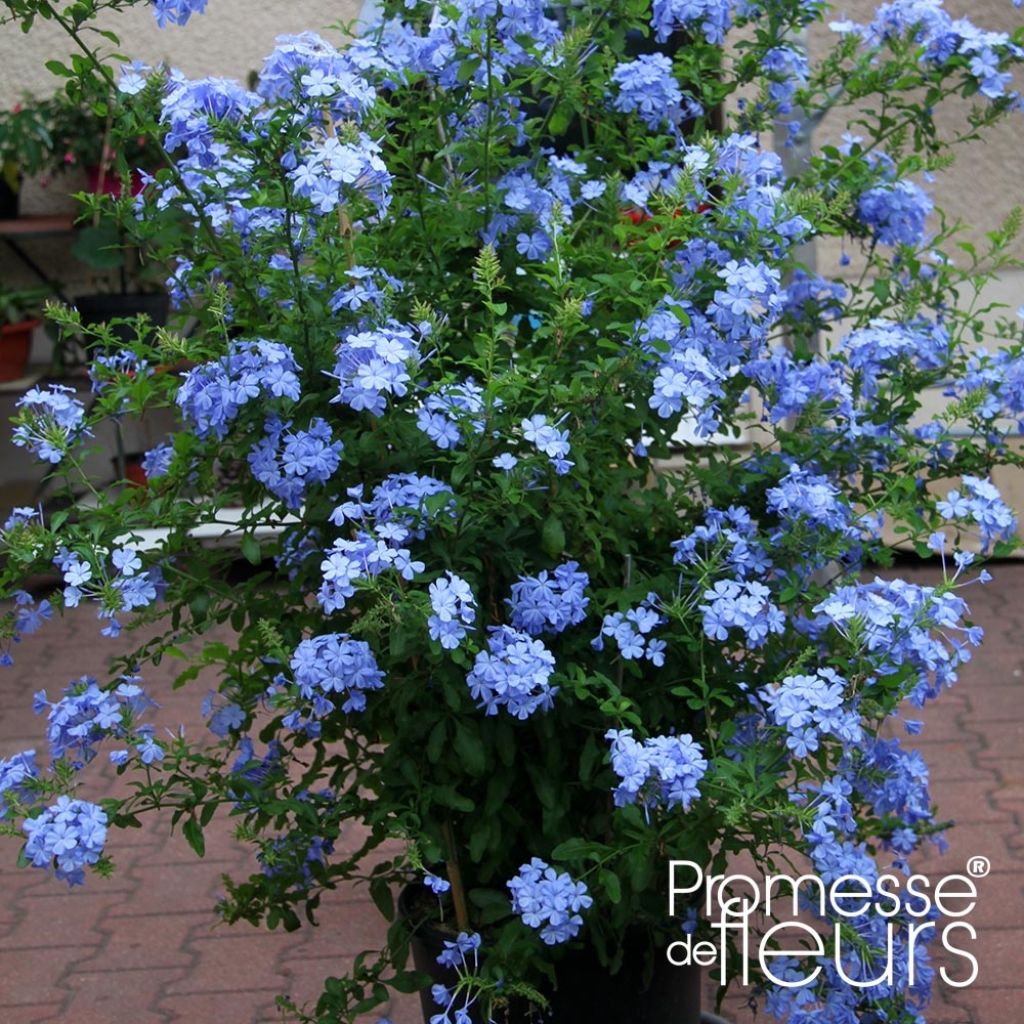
[1,318,40,335]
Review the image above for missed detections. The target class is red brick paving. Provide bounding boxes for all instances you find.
[2,563,1023,1023]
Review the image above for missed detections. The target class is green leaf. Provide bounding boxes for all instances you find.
[550,837,604,862]
[240,535,261,565]
[182,817,205,858]
[426,719,447,763]
[369,877,395,920]
[600,869,622,904]
[453,723,487,776]
[541,515,566,559]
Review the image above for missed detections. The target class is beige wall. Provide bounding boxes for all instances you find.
[804,0,1024,267]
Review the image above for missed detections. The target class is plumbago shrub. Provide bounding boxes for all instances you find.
[2,0,1024,1021]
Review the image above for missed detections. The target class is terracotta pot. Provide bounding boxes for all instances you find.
[0,319,38,381]
[85,164,146,197]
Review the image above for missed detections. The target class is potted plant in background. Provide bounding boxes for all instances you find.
[0,283,49,380]
[0,98,55,217]
[0,2,1023,1024]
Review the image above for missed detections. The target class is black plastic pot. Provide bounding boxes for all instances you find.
[74,292,169,345]
[0,176,19,219]
[400,884,703,1024]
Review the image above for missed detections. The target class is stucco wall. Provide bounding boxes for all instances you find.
[803,0,1024,269]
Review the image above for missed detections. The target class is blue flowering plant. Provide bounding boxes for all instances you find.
[1,0,1024,1021]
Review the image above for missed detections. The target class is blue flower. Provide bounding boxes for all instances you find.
[593,594,666,664]
[610,54,689,130]
[466,626,557,719]
[415,379,486,450]
[12,385,90,464]
[290,634,385,714]
[699,579,784,648]
[606,729,707,812]
[428,572,477,650]
[937,475,1016,551]
[521,414,573,475]
[248,416,343,509]
[35,676,155,769]
[177,339,301,439]
[759,669,863,757]
[857,180,933,247]
[508,561,589,636]
[22,796,108,886]
[0,750,38,817]
[328,323,420,417]
[651,0,733,44]
[508,858,592,945]
[151,0,208,28]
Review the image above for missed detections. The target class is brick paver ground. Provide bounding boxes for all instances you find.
[1,562,1022,1023]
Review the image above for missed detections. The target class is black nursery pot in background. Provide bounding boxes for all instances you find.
[74,292,169,345]
[399,885,702,1024]
[0,176,19,219]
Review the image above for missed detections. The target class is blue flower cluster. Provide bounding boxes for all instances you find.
[948,347,1024,427]
[259,830,334,889]
[329,265,403,315]
[329,323,420,416]
[23,796,108,887]
[652,0,733,44]
[521,414,573,475]
[290,633,385,715]
[12,385,89,464]
[627,137,811,436]
[151,0,207,28]
[838,317,948,399]
[431,931,483,1024]
[672,505,772,579]
[606,729,708,812]
[0,750,37,816]
[745,346,852,425]
[160,71,261,167]
[466,626,557,719]
[507,561,589,636]
[53,546,164,638]
[331,474,454,539]
[0,589,53,666]
[428,572,477,650]
[177,339,301,439]
[700,578,784,648]
[318,528,424,613]
[259,31,377,121]
[611,54,689,130]
[289,132,392,218]
[488,155,607,260]
[834,0,1022,100]
[759,669,863,757]
[416,379,486,450]
[35,676,155,769]
[508,858,592,945]
[812,576,981,707]
[593,595,667,665]
[762,45,809,117]
[142,442,174,479]
[937,475,1017,551]
[766,464,860,540]
[248,416,343,509]
[857,179,933,247]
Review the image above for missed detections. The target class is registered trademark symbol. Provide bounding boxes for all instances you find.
[967,855,991,878]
